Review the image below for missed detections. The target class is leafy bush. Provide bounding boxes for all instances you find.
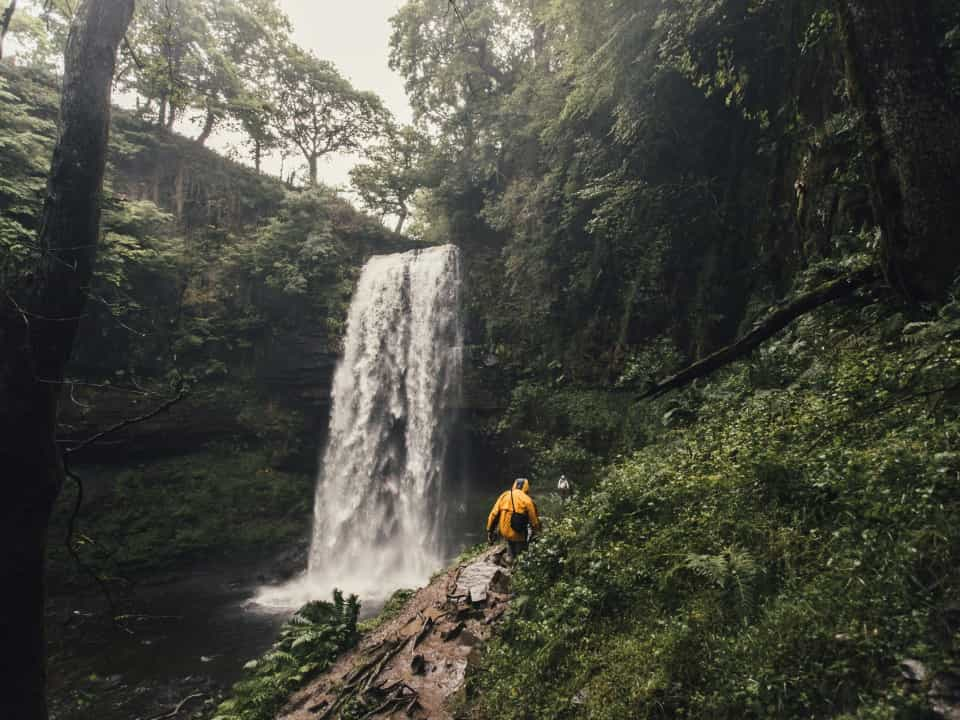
[212,590,360,720]
[358,588,416,633]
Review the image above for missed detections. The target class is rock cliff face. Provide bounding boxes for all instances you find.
[54,105,421,474]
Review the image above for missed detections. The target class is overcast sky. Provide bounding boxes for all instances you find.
[209,0,414,188]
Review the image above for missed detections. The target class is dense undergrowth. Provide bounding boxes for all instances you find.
[467,289,960,719]
[211,591,361,720]
[208,587,417,720]
[48,449,313,587]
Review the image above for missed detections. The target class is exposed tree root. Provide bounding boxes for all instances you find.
[640,267,880,399]
[145,691,206,720]
[314,637,417,719]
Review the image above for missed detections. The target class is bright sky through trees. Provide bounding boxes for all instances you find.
[7,0,413,188]
[222,0,413,187]
[260,0,413,186]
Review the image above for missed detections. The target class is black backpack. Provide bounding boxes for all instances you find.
[509,488,529,535]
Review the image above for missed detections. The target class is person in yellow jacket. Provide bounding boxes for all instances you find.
[486,478,541,559]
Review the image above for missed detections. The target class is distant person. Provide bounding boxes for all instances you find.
[486,478,541,560]
[557,474,572,501]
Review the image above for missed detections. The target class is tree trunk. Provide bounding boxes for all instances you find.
[174,161,185,219]
[158,94,167,128]
[253,137,261,174]
[394,209,407,234]
[195,108,216,146]
[834,0,960,300]
[0,1,133,718]
[0,0,17,61]
[308,154,318,185]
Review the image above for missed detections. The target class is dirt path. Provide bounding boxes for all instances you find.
[279,546,513,720]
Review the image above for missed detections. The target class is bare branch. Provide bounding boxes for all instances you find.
[62,459,122,624]
[640,267,881,399]
[144,692,206,720]
[63,387,187,456]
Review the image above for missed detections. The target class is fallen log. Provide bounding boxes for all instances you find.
[640,267,880,399]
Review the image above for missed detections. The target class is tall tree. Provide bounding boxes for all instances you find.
[123,0,205,129]
[227,0,290,169]
[0,0,134,717]
[0,0,16,60]
[834,1,960,299]
[349,124,431,233]
[192,0,289,146]
[274,45,387,185]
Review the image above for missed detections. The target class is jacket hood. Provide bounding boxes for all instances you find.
[513,478,530,494]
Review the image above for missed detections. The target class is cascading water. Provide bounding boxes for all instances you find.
[306,243,463,595]
[260,244,463,605]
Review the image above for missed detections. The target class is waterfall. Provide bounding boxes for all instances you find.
[304,244,463,598]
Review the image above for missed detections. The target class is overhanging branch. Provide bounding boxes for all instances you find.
[62,387,187,456]
[640,266,881,400]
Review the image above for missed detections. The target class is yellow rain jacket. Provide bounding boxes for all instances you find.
[487,478,541,542]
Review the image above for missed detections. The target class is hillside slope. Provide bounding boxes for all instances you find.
[464,285,960,719]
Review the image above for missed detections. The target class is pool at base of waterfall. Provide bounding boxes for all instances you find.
[47,561,295,720]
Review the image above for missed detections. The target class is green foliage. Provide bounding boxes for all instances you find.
[48,449,313,584]
[349,124,431,232]
[212,590,361,720]
[388,0,818,383]
[0,67,56,284]
[494,380,659,486]
[467,298,960,719]
[273,45,388,185]
[358,588,416,633]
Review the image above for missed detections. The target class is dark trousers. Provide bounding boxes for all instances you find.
[507,540,528,560]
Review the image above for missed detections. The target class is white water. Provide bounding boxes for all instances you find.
[257,244,463,606]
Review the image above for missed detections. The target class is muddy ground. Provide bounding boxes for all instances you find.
[280,545,514,720]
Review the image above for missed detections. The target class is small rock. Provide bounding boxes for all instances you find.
[488,570,510,595]
[411,654,426,675]
[455,606,481,621]
[457,629,479,647]
[469,585,488,604]
[102,674,124,689]
[900,659,928,683]
[455,559,510,598]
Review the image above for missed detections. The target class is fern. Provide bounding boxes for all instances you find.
[683,545,760,613]
[211,589,361,720]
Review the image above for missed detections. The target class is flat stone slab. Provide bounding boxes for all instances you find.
[454,560,510,599]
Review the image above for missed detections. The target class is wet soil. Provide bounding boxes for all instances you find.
[280,545,513,720]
